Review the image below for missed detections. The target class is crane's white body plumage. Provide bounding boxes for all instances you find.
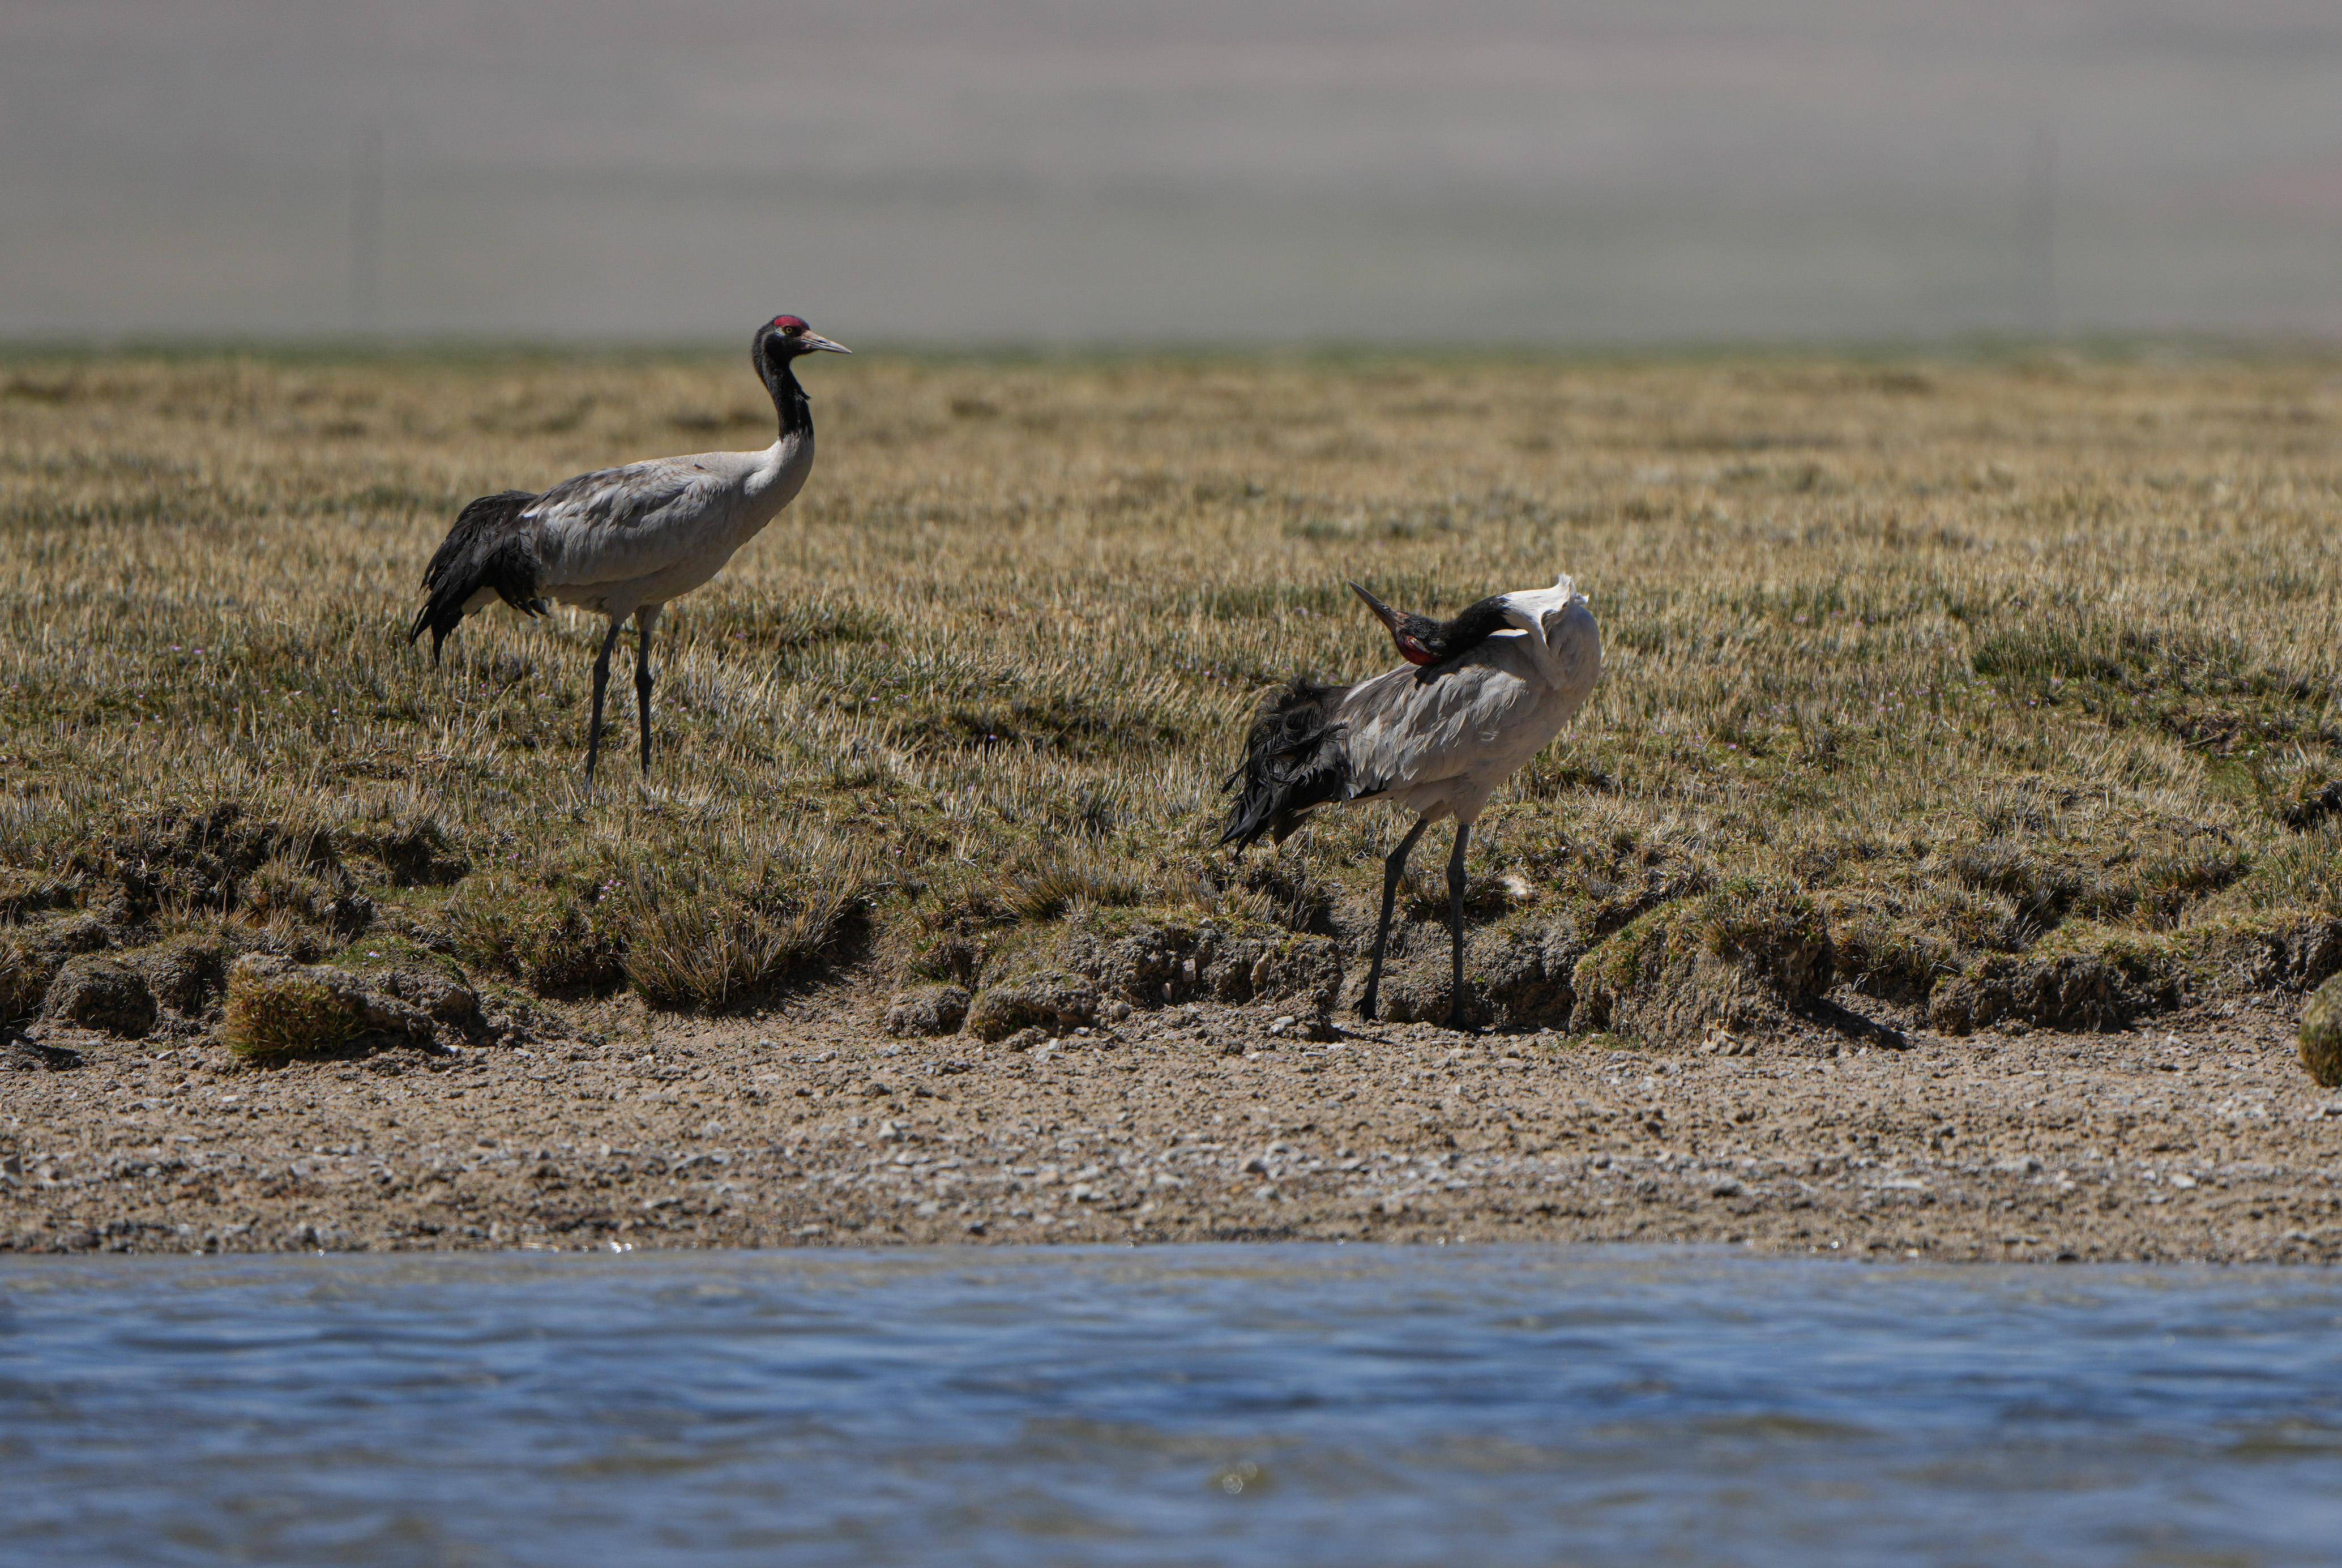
[1335,578,1600,827]
[509,434,813,619]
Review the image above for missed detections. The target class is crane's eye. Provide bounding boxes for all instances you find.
[780,323,803,337]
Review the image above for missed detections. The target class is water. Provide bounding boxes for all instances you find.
[4,1247,2339,1568]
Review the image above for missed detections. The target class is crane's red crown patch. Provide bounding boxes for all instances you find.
[770,315,807,332]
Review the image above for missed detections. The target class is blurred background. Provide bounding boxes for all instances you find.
[7,0,2342,348]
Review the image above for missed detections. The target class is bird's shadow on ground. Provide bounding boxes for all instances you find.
[4,1027,84,1071]
[1799,998,1911,1050]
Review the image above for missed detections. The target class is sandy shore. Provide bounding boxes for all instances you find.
[6,993,2340,1262]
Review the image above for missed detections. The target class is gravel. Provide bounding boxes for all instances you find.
[4,993,2337,1262]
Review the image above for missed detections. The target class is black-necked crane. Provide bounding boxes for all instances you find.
[408,314,851,777]
[1220,575,1601,1029]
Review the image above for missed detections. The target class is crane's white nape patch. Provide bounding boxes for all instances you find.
[1495,573,1580,628]
[1491,573,1583,683]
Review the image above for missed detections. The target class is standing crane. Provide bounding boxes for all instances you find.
[1220,575,1601,1029]
[408,314,851,778]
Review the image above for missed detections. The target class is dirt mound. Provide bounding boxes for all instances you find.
[964,973,1099,1041]
[335,818,472,887]
[86,802,296,921]
[1570,882,1833,1046]
[0,869,74,922]
[2190,915,2342,997]
[2,916,116,1023]
[42,956,157,1039]
[366,963,483,1031]
[1367,921,1585,1031]
[1926,927,2185,1035]
[1065,919,1343,1014]
[1829,915,1961,1008]
[2280,780,2342,832]
[885,985,971,1038]
[138,934,235,1018]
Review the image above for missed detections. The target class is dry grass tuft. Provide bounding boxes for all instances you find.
[5,347,2341,1039]
[614,840,875,1011]
[0,928,63,1022]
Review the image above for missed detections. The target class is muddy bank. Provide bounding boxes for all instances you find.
[6,989,2340,1263]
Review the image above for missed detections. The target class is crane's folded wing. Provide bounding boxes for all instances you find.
[524,459,736,585]
[1337,654,1553,796]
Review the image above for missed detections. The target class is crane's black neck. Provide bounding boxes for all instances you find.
[1390,594,1513,668]
[755,339,814,441]
[1424,595,1513,659]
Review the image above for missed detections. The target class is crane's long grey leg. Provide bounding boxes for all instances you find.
[633,605,661,775]
[584,618,625,781]
[1359,817,1430,1023]
[1446,822,1473,1031]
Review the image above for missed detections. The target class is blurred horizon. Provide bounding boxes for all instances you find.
[9,0,2342,348]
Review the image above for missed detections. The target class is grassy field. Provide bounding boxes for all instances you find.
[4,347,2341,1048]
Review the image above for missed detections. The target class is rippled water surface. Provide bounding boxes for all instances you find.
[5,1246,2340,1567]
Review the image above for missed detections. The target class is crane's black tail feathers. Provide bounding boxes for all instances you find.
[408,489,546,662]
[1219,679,1354,850]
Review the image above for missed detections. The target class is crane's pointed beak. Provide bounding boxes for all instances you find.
[802,334,852,355]
[1349,580,1439,666]
[1348,580,1402,632]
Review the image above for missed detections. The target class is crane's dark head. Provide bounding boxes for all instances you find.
[754,314,851,366]
[1348,582,1446,665]
[1349,580,1518,669]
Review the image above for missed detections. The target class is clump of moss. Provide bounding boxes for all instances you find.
[334,815,471,887]
[1829,912,1959,1007]
[1224,853,1338,935]
[998,852,1151,925]
[219,958,370,1060]
[2300,975,2342,1087]
[1518,828,1718,945]
[241,852,374,949]
[217,954,431,1062]
[1947,838,2099,925]
[2125,844,2250,926]
[888,862,1020,985]
[1569,881,1832,1046]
